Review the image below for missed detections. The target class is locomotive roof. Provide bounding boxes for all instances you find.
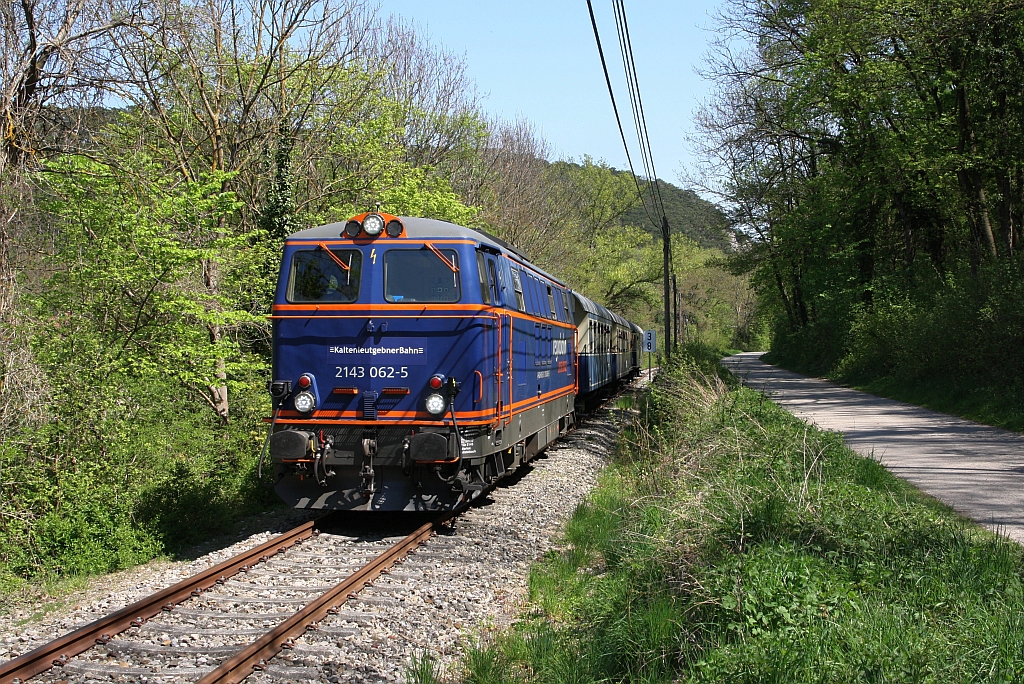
[287,216,568,286]
[288,217,639,332]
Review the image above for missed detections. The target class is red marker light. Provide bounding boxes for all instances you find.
[298,375,311,389]
[428,375,444,390]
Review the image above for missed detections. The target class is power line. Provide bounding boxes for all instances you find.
[613,0,666,222]
[585,0,659,227]
[586,0,674,359]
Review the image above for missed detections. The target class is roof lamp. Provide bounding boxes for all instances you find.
[385,220,403,237]
[362,213,385,236]
[344,220,361,238]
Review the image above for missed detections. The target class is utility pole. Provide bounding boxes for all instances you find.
[672,273,679,353]
[662,214,672,360]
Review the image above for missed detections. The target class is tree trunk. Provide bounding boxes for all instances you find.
[997,168,1014,256]
[894,192,915,268]
[203,257,229,424]
[956,83,998,261]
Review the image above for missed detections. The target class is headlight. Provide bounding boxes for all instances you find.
[362,213,385,236]
[293,391,316,413]
[424,393,447,416]
[344,220,361,237]
[385,219,403,237]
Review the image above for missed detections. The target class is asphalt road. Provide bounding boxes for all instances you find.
[722,352,1024,544]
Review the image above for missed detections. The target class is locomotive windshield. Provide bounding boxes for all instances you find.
[384,248,461,302]
[287,248,362,303]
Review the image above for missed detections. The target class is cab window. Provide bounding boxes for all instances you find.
[476,252,491,304]
[384,248,461,302]
[288,248,362,303]
[488,260,502,305]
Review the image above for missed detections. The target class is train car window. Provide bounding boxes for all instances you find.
[510,268,526,311]
[384,248,461,302]
[476,252,491,304]
[546,286,557,319]
[288,248,362,303]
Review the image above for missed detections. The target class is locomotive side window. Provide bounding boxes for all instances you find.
[546,286,557,319]
[384,248,461,302]
[288,248,362,303]
[510,268,526,311]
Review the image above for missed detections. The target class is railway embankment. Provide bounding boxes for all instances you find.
[453,349,1024,682]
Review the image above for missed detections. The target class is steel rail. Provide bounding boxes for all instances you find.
[197,513,454,684]
[0,520,320,684]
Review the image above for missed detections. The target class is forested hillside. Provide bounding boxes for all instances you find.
[0,0,752,588]
[698,0,1024,427]
[618,177,734,252]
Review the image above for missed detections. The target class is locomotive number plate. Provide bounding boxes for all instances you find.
[335,366,410,379]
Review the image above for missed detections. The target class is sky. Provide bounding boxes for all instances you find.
[377,1,726,186]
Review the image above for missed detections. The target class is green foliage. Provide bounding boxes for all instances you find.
[461,361,1024,682]
[38,155,265,403]
[544,158,757,348]
[380,166,479,225]
[566,224,663,317]
[0,154,279,583]
[618,177,734,252]
[702,0,1024,421]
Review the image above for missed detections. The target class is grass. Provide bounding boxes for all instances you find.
[439,355,1024,683]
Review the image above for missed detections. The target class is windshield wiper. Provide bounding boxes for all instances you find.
[424,242,459,272]
[318,243,350,271]
[318,243,353,285]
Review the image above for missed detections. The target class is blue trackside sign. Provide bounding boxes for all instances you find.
[643,330,656,353]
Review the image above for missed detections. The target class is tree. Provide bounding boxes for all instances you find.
[0,0,142,173]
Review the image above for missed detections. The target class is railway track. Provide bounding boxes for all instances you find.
[0,514,454,684]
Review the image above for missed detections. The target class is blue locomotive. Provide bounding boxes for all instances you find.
[265,212,642,511]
